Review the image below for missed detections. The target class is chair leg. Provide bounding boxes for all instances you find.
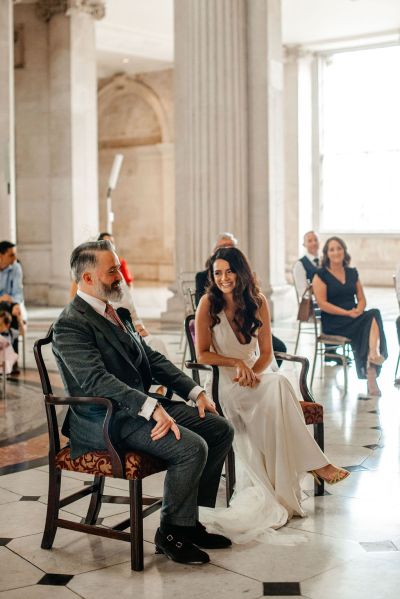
[22,334,26,371]
[225,449,236,506]
[84,476,105,525]
[41,467,62,549]
[294,322,301,354]
[342,344,348,394]
[129,479,144,571]
[310,342,318,389]
[180,337,188,370]
[313,423,325,497]
[395,351,400,379]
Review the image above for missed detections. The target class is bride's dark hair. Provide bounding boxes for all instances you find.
[206,247,262,343]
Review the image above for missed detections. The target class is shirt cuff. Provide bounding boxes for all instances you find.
[138,397,158,420]
[188,385,205,403]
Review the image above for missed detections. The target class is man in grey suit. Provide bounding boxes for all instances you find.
[53,241,234,565]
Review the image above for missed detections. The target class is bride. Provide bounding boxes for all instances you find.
[195,247,349,544]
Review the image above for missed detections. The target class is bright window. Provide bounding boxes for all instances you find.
[319,45,400,233]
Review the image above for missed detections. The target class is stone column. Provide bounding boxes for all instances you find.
[246,0,292,319]
[0,0,16,241]
[284,46,314,279]
[24,0,105,305]
[169,0,291,321]
[166,0,248,321]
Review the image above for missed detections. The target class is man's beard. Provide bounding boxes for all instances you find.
[94,279,123,302]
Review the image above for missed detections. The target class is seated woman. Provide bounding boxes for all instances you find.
[195,247,349,544]
[313,236,387,397]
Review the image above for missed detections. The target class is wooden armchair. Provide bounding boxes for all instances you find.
[184,314,325,499]
[33,327,166,571]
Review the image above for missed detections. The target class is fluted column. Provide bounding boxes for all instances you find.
[175,0,248,273]
[168,0,291,322]
[15,0,104,305]
[0,0,16,241]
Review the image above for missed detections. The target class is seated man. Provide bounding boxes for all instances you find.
[0,241,25,366]
[53,240,234,565]
[195,232,287,364]
[292,230,320,300]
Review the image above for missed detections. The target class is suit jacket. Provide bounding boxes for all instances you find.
[52,295,197,458]
[195,270,208,307]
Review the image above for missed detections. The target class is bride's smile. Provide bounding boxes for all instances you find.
[213,259,237,294]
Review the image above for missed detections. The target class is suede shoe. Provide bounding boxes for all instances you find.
[154,528,210,565]
[187,521,232,549]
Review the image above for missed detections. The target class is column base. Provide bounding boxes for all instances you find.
[265,283,297,322]
[161,285,185,324]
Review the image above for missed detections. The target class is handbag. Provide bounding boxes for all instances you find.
[297,285,313,322]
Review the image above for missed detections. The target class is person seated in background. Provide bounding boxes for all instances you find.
[0,309,18,374]
[292,230,320,299]
[195,233,287,366]
[0,241,26,370]
[313,236,387,397]
[395,262,400,385]
[293,231,345,365]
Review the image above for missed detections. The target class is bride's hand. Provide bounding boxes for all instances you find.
[233,360,260,387]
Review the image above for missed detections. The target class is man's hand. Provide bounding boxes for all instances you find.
[0,294,12,303]
[196,391,218,418]
[151,405,181,441]
[136,323,149,337]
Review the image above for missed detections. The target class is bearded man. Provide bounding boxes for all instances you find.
[52,240,233,565]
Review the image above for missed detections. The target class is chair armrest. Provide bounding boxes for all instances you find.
[185,361,213,372]
[273,352,315,403]
[45,395,124,478]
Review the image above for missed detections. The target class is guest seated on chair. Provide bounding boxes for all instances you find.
[292,230,320,299]
[196,232,287,366]
[195,246,349,543]
[293,231,346,366]
[312,236,387,397]
[53,240,234,564]
[0,241,26,371]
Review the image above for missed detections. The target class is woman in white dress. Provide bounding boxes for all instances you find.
[195,247,349,544]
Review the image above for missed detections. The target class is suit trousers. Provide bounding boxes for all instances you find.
[118,399,234,527]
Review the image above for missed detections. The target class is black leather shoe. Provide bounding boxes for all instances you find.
[187,521,232,549]
[154,528,210,564]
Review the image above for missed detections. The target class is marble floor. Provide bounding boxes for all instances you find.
[0,287,399,598]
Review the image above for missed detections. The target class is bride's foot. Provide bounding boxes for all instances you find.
[367,365,382,396]
[310,464,350,485]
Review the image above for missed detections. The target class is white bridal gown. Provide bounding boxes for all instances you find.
[200,311,329,545]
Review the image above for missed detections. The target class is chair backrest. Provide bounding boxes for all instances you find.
[34,325,54,396]
[184,314,199,384]
[179,271,197,315]
[33,325,61,456]
[394,274,400,311]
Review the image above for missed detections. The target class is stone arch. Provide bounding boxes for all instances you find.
[98,73,171,144]
[97,71,175,283]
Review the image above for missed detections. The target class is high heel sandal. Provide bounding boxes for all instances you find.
[367,365,382,396]
[310,467,350,486]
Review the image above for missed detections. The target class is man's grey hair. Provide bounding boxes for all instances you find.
[215,232,238,246]
[70,240,113,283]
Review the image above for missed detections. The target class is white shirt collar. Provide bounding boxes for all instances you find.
[305,252,319,263]
[77,289,107,317]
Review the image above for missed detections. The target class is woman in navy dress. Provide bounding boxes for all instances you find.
[313,237,387,396]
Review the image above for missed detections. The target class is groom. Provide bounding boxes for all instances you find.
[52,240,234,565]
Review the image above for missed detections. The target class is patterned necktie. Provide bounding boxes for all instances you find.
[313,258,319,266]
[105,303,127,333]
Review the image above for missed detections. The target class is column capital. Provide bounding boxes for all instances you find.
[35,0,105,22]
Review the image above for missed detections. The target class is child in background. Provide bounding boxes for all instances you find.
[0,310,18,375]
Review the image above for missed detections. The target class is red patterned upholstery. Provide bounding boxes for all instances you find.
[55,446,165,480]
[300,401,323,425]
